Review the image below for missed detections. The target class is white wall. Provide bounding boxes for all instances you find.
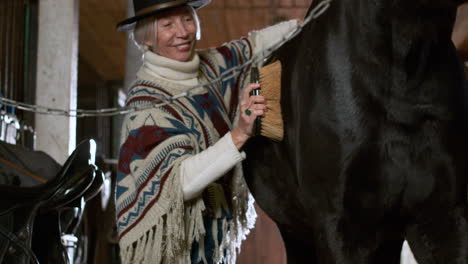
[35,0,79,164]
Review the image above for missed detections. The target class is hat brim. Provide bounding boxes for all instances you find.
[116,0,210,31]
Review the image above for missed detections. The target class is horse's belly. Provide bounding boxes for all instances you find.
[342,120,461,216]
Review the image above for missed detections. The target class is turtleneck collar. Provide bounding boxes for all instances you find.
[140,50,200,84]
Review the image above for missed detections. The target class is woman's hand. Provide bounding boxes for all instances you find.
[231,83,267,149]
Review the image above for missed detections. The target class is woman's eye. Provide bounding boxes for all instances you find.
[184,17,193,22]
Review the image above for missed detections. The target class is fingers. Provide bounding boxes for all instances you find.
[240,83,267,120]
[234,83,268,142]
[250,103,267,111]
[242,103,266,118]
[250,103,267,116]
[242,97,266,117]
[251,109,266,117]
[244,95,266,109]
[243,83,260,97]
[240,83,260,106]
[249,95,266,104]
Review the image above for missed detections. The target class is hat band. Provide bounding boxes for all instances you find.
[136,0,191,16]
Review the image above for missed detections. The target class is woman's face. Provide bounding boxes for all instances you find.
[155,6,197,62]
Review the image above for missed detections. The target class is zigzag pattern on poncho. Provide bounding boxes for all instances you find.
[116,38,256,264]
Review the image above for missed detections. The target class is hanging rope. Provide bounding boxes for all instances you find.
[0,0,332,118]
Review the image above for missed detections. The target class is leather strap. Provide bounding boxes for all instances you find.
[0,222,40,264]
[0,157,47,184]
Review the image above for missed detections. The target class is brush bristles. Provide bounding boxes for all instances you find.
[259,61,284,141]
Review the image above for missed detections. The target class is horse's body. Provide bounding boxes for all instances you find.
[243,0,468,263]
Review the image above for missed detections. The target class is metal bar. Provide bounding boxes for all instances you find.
[23,2,31,103]
[16,0,26,109]
[15,0,26,128]
[0,0,36,144]
[26,0,38,107]
[10,0,16,104]
[4,0,11,100]
[0,0,5,97]
[24,0,38,149]
[10,0,17,103]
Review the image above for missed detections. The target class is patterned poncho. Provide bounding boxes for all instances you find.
[116,20,298,264]
[116,38,256,264]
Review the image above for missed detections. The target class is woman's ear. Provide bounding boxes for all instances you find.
[144,39,153,48]
[138,18,157,51]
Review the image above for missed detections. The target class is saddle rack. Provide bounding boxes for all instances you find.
[0,139,104,264]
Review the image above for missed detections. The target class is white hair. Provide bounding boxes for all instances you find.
[188,5,201,41]
[130,5,201,54]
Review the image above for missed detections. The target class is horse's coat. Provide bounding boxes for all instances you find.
[243,0,468,263]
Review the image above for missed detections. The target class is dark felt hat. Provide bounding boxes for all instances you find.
[116,0,210,31]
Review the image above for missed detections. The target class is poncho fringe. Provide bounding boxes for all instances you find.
[119,160,256,264]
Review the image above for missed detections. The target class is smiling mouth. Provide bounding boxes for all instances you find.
[175,42,192,51]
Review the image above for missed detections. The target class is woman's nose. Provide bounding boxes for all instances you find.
[175,22,189,38]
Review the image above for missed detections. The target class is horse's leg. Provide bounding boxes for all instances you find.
[316,147,406,264]
[317,216,404,264]
[278,209,404,264]
[279,229,318,264]
[372,234,405,264]
[405,204,468,264]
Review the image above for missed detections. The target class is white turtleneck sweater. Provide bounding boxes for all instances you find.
[138,19,298,201]
[140,51,246,201]
[141,50,201,87]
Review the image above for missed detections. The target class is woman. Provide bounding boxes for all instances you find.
[115,0,298,263]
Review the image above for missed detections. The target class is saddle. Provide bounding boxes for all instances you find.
[0,139,104,264]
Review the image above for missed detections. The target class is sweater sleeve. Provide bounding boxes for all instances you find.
[197,19,298,122]
[180,132,246,201]
[248,19,299,57]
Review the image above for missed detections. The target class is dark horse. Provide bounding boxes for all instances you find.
[243,0,468,263]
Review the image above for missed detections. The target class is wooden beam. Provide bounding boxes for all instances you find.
[79,0,127,81]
